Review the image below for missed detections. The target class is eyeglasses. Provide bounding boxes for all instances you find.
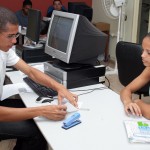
[7,33,20,39]
[1,33,20,40]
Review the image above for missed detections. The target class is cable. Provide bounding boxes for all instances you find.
[50,87,108,101]
[105,76,110,88]
[70,87,108,92]
[77,89,97,96]
[70,87,108,97]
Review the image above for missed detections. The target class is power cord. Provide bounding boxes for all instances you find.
[105,76,110,88]
[70,87,108,97]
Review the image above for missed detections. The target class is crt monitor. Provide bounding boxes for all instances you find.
[68,2,86,12]
[45,11,107,69]
[24,8,42,48]
[68,2,93,21]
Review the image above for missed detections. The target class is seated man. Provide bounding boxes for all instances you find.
[47,0,67,17]
[15,0,32,27]
[120,32,150,120]
[0,7,78,150]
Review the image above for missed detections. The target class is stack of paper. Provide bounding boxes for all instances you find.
[124,120,150,143]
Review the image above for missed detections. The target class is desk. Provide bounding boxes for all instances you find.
[6,71,150,150]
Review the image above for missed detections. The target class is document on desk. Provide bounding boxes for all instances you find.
[65,102,81,112]
[1,83,32,100]
[50,100,83,113]
[64,101,89,112]
[124,120,150,143]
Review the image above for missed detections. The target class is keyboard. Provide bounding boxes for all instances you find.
[23,77,58,97]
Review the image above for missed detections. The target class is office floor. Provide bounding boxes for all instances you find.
[1,59,149,150]
[0,139,16,150]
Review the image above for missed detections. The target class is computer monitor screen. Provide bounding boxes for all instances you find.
[26,8,41,44]
[45,11,107,69]
[47,16,72,53]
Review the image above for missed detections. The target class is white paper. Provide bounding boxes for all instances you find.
[124,120,150,143]
[1,83,33,100]
[49,99,83,112]
[65,101,83,112]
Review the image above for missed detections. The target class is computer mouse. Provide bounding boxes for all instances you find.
[41,99,53,103]
[36,97,53,103]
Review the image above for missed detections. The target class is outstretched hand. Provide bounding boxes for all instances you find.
[124,100,142,117]
[57,86,78,108]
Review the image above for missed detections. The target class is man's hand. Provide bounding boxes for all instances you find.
[41,105,67,120]
[57,86,78,107]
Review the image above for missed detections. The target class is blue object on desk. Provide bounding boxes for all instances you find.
[62,113,81,130]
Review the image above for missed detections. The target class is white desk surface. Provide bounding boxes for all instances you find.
[6,71,150,150]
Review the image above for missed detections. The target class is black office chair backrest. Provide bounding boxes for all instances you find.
[116,41,150,96]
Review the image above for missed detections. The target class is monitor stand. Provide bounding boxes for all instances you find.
[52,59,91,70]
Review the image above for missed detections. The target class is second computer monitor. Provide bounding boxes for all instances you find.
[45,11,107,69]
[68,2,93,21]
[26,8,41,44]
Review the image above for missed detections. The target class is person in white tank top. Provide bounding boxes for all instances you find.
[121,32,150,120]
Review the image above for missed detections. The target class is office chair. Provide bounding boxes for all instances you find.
[116,41,150,98]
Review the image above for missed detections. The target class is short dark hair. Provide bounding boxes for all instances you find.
[23,0,32,7]
[0,7,18,32]
[53,0,62,5]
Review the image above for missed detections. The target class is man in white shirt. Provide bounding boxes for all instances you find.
[0,7,78,150]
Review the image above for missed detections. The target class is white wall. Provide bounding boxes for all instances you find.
[92,0,139,61]
[124,0,140,43]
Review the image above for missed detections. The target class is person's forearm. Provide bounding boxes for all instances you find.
[28,67,63,91]
[120,88,133,106]
[0,106,42,121]
[135,100,150,119]
[15,60,64,92]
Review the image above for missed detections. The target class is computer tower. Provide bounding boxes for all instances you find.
[16,44,53,63]
[44,62,106,89]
